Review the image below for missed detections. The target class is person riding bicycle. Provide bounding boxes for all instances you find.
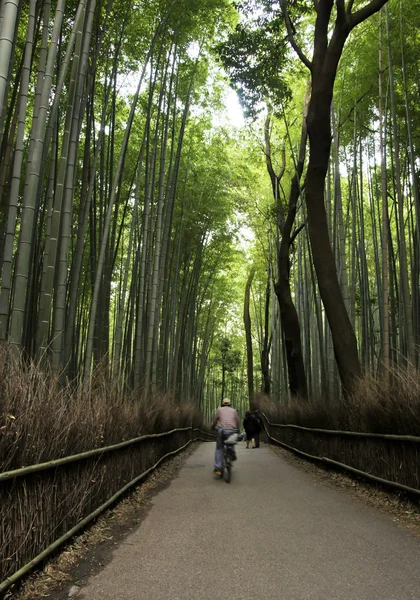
[211,397,240,476]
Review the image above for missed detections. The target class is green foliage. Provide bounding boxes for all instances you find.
[217,336,242,373]
[217,1,291,118]
[4,0,419,410]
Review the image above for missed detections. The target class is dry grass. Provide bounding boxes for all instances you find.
[0,344,206,589]
[254,367,420,436]
[0,345,203,472]
[253,370,420,497]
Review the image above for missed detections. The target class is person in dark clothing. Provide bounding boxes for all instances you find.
[252,409,262,448]
[243,411,259,449]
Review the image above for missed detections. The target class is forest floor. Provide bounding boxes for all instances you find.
[10,442,420,600]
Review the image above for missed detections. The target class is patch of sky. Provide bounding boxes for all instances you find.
[116,65,150,99]
[237,223,254,252]
[234,209,255,259]
[189,66,245,130]
[187,40,201,60]
[212,86,245,129]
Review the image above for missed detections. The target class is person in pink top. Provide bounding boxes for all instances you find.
[211,397,240,476]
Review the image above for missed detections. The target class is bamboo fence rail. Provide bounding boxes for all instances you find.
[260,415,420,442]
[1,428,196,482]
[0,427,215,596]
[260,412,420,497]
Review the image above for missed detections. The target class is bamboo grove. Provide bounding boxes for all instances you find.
[217,0,420,404]
[0,0,242,403]
[1,0,420,411]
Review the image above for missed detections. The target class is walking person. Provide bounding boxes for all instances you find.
[211,398,240,476]
[243,410,259,449]
[252,409,262,448]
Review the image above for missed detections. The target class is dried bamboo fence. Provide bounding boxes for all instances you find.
[261,412,420,497]
[0,427,215,596]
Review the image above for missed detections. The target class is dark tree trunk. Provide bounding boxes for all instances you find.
[260,270,271,395]
[274,105,308,400]
[304,12,357,395]
[279,1,389,396]
[292,0,388,395]
[244,266,255,404]
[221,363,226,399]
[265,95,308,399]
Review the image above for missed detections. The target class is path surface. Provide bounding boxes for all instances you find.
[77,443,420,600]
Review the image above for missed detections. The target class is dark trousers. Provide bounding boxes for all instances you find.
[246,431,260,447]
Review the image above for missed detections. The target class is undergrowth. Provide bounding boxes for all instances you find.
[253,368,420,436]
[0,345,203,472]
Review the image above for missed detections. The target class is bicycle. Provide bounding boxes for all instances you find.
[220,430,241,483]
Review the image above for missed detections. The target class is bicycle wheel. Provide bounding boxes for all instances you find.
[223,448,231,483]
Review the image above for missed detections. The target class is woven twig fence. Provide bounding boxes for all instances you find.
[0,427,215,596]
[261,412,420,497]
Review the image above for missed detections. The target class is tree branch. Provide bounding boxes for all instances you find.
[338,87,372,128]
[264,114,287,204]
[280,1,312,70]
[264,115,278,198]
[349,0,388,29]
[336,0,346,22]
[346,0,355,14]
[290,221,307,246]
[312,0,334,65]
[278,145,286,182]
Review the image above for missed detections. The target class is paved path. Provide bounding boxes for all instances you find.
[78,443,420,600]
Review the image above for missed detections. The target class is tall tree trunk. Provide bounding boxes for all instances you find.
[0,0,36,339]
[244,266,255,404]
[133,57,160,387]
[306,60,361,392]
[0,0,19,143]
[36,0,87,364]
[9,0,66,350]
[260,267,271,395]
[282,1,388,394]
[84,32,158,377]
[331,101,350,312]
[400,3,420,362]
[113,140,144,375]
[273,94,309,399]
[51,0,96,371]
